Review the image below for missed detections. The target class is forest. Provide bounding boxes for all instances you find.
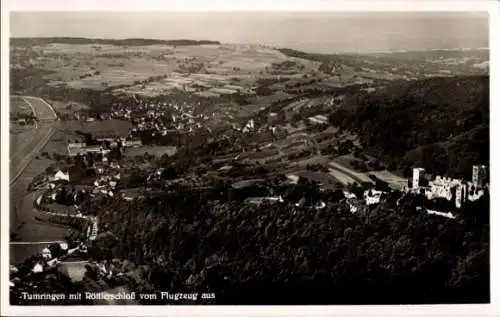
[75,175,489,305]
[328,75,489,179]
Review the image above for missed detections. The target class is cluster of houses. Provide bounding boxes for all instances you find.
[343,188,386,214]
[91,172,121,198]
[233,118,286,141]
[9,241,87,290]
[38,158,129,214]
[85,259,130,281]
[67,137,142,158]
[110,99,213,135]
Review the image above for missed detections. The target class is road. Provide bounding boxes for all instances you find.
[9,96,65,265]
[10,96,58,184]
[20,96,58,121]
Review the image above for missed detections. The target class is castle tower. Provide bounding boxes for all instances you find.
[472,165,487,188]
[412,168,426,189]
[455,182,468,209]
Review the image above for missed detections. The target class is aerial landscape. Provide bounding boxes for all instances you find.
[7,11,490,306]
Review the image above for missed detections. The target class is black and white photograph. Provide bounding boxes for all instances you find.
[1,1,498,316]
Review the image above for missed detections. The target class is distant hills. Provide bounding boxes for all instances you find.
[278,47,489,76]
[10,37,221,47]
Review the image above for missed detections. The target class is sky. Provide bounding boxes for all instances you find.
[9,11,489,53]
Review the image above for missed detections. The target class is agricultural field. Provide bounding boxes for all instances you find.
[59,119,133,138]
[367,170,408,190]
[46,99,90,117]
[329,160,375,184]
[15,43,321,97]
[10,96,32,117]
[292,155,330,167]
[332,154,365,171]
[123,145,178,158]
[327,168,358,186]
[294,170,341,189]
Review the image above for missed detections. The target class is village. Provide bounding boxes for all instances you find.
[28,92,492,223]
[9,85,490,293]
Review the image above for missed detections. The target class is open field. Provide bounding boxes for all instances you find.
[10,122,35,136]
[329,160,375,184]
[46,99,90,116]
[10,96,32,116]
[242,148,280,160]
[59,119,133,138]
[124,145,177,157]
[10,97,36,136]
[332,154,365,171]
[368,170,408,190]
[292,155,330,167]
[332,154,407,189]
[328,168,357,186]
[294,170,340,189]
[15,43,321,96]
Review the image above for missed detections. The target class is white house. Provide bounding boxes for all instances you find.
[54,170,70,182]
[123,139,143,148]
[343,191,357,199]
[59,242,68,251]
[348,201,358,213]
[31,263,44,274]
[286,174,300,184]
[42,248,52,260]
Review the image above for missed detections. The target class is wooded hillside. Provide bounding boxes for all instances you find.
[328,75,489,178]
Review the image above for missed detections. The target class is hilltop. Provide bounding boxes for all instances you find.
[10,37,221,47]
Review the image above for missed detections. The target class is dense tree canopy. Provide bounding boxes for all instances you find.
[328,76,489,178]
[79,180,489,305]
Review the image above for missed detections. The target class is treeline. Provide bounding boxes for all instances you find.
[10,67,53,93]
[11,37,221,47]
[328,75,489,178]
